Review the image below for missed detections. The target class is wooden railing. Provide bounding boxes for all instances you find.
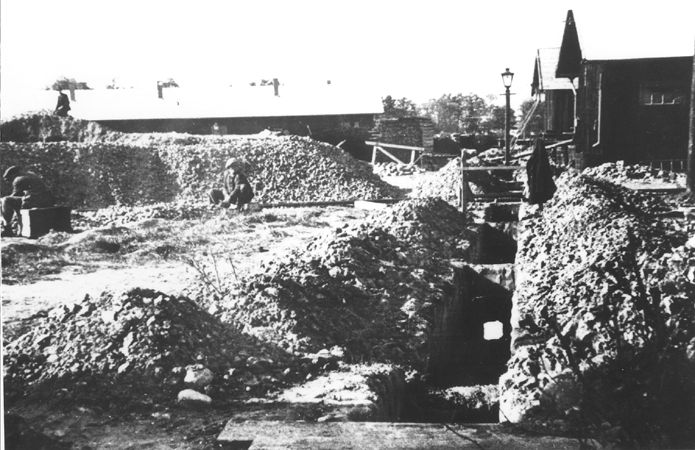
[460,149,524,212]
[365,141,425,166]
[640,159,687,173]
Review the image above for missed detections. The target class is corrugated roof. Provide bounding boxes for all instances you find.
[1,83,384,122]
[535,48,575,92]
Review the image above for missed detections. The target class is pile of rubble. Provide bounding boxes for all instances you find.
[500,172,695,446]
[372,162,424,177]
[410,156,520,204]
[214,198,469,369]
[147,133,402,204]
[3,288,297,404]
[0,113,118,143]
[72,201,218,229]
[583,161,686,186]
[2,115,402,207]
[0,141,178,207]
[410,158,462,204]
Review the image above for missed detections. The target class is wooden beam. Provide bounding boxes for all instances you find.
[365,141,425,151]
[461,165,524,172]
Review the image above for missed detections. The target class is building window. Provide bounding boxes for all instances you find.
[640,85,685,106]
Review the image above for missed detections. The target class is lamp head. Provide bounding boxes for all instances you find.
[501,68,514,88]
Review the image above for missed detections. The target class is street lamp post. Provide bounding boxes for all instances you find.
[501,68,514,165]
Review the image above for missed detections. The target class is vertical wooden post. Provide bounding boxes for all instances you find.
[688,39,695,195]
[371,144,377,165]
[460,150,469,214]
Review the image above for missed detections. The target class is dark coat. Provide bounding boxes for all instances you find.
[11,172,54,208]
[55,93,71,117]
[224,171,254,206]
[526,140,556,205]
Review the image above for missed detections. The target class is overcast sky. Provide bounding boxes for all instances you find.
[1,0,694,111]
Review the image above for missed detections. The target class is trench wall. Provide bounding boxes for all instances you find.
[498,173,695,444]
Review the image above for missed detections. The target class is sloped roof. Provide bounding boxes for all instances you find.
[556,9,694,79]
[532,48,576,94]
[556,10,582,79]
[1,83,384,122]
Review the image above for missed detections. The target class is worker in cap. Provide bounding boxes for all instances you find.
[208,158,254,210]
[2,165,54,237]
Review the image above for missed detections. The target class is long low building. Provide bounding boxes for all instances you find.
[2,80,383,136]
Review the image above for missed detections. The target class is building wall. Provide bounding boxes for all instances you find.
[97,113,376,137]
[544,90,574,136]
[575,56,692,165]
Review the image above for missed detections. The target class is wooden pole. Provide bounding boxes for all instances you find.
[460,150,469,214]
[687,39,695,195]
[505,86,511,165]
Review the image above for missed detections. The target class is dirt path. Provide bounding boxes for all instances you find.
[1,206,370,327]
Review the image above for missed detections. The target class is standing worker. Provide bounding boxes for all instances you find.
[1,166,54,237]
[54,90,71,117]
[524,138,556,213]
[208,159,254,210]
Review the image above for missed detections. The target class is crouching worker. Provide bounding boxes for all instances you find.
[208,159,254,210]
[1,166,54,237]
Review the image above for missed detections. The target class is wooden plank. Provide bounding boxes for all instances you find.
[217,421,581,449]
[545,138,574,149]
[354,200,389,210]
[365,141,425,151]
[461,166,524,172]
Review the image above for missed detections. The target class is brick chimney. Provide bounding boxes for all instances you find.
[273,78,279,96]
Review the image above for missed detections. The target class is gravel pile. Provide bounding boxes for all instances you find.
[372,162,424,177]
[214,198,469,369]
[0,142,178,206]
[143,133,402,204]
[0,113,119,143]
[410,156,519,204]
[2,114,402,207]
[499,172,695,445]
[3,288,297,403]
[583,162,686,185]
[73,201,218,229]
[410,158,462,204]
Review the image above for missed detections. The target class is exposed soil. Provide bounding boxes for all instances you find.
[2,204,372,448]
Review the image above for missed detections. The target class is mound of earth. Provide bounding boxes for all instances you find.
[410,157,520,205]
[3,287,296,405]
[213,198,469,369]
[583,161,686,186]
[499,171,695,447]
[1,114,402,206]
[0,112,118,143]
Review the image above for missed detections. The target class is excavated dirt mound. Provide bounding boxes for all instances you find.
[1,114,402,206]
[3,287,297,405]
[410,157,519,204]
[0,113,118,143]
[72,201,218,229]
[500,170,695,447]
[212,198,470,370]
[583,161,686,186]
[145,133,402,203]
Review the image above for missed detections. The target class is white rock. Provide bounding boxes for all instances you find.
[177,389,212,406]
[184,366,214,387]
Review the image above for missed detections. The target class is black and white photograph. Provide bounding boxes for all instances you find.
[1,0,695,448]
